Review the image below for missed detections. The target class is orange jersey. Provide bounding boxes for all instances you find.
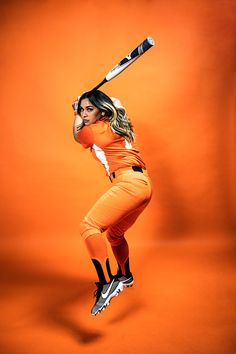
[76,120,146,176]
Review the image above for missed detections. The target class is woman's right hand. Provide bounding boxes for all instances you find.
[111,97,124,109]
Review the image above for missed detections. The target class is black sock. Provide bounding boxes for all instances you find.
[106,258,114,281]
[91,258,113,284]
[124,258,132,277]
[91,259,107,284]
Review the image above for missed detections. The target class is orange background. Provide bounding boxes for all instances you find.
[1,1,235,354]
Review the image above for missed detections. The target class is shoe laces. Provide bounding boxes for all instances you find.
[93,282,104,301]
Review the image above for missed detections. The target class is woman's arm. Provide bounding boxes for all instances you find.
[73,114,84,142]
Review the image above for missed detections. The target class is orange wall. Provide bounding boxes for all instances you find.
[1,0,235,241]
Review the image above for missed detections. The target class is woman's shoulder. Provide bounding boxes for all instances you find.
[93,119,110,129]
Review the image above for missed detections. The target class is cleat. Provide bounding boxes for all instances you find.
[117,274,134,288]
[91,279,124,316]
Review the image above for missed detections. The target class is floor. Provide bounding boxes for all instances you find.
[1,233,236,354]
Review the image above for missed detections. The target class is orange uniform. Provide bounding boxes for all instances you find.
[77,119,146,176]
[77,119,152,245]
[74,92,153,314]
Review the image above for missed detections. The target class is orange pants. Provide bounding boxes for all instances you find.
[80,167,152,246]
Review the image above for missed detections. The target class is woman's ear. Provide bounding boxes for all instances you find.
[100,112,105,117]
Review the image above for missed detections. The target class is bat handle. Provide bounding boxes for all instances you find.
[91,78,108,91]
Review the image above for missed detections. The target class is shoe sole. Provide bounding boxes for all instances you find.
[120,277,134,288]
[92,282,124,316]
[123,282,134,288]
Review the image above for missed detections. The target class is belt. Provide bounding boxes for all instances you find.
[109,165,143,182]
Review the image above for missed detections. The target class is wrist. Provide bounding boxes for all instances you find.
[74,115,84,131]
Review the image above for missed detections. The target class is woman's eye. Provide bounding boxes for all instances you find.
[87,107,93,112]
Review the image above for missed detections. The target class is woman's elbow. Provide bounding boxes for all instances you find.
[73,131,81,143]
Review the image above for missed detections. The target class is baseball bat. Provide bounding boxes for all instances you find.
[91,36,155,91]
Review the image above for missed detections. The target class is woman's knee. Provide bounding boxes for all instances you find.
[80,216,103,240]
[107,228,125,246]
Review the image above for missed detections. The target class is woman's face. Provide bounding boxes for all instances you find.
[79,98,102,126]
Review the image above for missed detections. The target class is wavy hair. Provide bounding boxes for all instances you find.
[78,90,135,143]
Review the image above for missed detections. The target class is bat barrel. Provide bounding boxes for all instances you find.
[139,37,155,54]
[123,36,155,64]
[90,36,155,91]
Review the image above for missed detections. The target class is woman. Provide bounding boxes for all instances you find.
[72,90,152,316]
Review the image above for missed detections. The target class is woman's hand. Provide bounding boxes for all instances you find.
[72,96,81,114]
[111,97,124,109]
[73,114,84,142]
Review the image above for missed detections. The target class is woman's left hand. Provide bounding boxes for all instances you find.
[72,96,81,113]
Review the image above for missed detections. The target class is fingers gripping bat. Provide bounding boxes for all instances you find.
[91,36,155,91]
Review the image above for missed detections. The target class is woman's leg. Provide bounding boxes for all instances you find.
[107,201,150,277]
[111,238,130,276]
[80,170,152,285]
[84,233,112,283]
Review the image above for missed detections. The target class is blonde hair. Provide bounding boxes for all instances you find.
[78,90,135,143]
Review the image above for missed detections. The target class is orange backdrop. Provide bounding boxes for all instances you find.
[0,1,235,353]
[1,0,235,240]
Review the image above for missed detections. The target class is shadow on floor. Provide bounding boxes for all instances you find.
[0,252,103,345]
